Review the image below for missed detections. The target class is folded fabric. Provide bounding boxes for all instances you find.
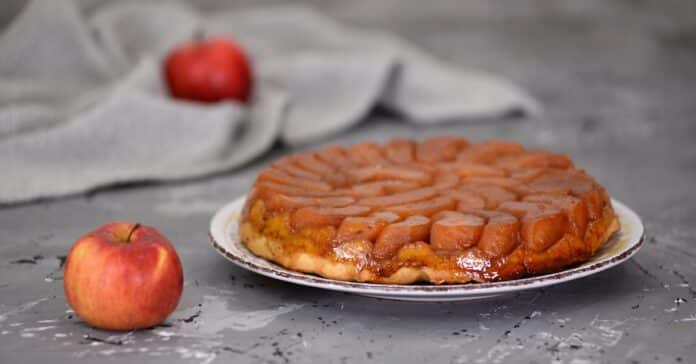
[0,0,539,204]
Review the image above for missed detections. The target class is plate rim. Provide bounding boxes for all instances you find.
[209,196,644,297]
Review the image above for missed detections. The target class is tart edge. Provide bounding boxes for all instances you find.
[238,212,620,285]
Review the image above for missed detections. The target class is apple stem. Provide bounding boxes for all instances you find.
[126,223,141,243]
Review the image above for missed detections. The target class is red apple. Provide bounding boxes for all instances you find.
[63,222,183,331]
[164,35,253,103]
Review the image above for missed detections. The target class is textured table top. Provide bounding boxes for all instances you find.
[1,0,695,363]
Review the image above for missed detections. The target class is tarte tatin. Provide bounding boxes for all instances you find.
[240,137,619,284]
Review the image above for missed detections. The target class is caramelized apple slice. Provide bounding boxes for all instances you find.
[430,212,484,251]
[348,165,431,184]
[523,234,590,274]
[384,139,416,164]
[349,180,420,197]
[316,145,354,169]
[498,201,568,252]
[531,168,595,184]
[520,181,572,196]
[431,173,460,191]
[358,187,436,207]
[291,153,333,175]
[508,168,548,182]
[373,215,431,259]
[336,211,400,243]
[495,151,573,169]
[460,185,517,209]
[524,194,588,238]
[431,210,464,221]
[457,140,524,163]
[465,210,521,258]
[257,168,332,192]
[526,169,610,219]
[451,163,507,178]
[255,182,343,198]
[416,136,469,163]
[397,242,439,268]
[440,189,486,210]
[462,176,520,191]
[345,142,390,166]
[291,153,347,186]
[290,205,371,230]
[264,194,355,212]
[386,196,457,218]
[572,183,610,220]
[272,156,323,180]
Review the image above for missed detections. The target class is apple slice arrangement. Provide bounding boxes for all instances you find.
[63,35,253,331]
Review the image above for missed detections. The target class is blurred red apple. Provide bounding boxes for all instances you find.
[63,222,183,331]
[164,35,253,103]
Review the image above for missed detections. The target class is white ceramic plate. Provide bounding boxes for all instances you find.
[209,196,644,302]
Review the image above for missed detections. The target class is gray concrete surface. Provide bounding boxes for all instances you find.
[1,0,696,363]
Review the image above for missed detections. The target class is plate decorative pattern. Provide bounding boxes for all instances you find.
[209,196,644,301]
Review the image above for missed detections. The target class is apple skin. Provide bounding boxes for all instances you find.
[164,36,253,103]
[63,222,183,331]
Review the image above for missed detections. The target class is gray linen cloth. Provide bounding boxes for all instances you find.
[0,0,538,204]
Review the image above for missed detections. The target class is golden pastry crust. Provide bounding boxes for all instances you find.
[239,137,620,284]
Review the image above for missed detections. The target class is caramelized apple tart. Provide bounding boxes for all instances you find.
[240,137,619,284]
